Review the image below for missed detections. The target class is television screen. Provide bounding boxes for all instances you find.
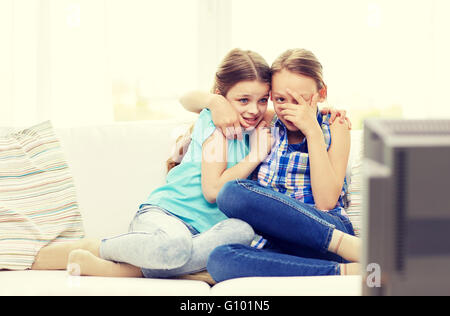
[362,119,450,296]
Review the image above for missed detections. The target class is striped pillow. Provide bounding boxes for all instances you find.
[346,131,364,237]
[0,121,84,270]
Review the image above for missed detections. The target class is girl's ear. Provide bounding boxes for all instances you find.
[318,85,327,102]
[269,91,273,101]
[214,89,221,95]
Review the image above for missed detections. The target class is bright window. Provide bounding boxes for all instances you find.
[230,0,450,128]
[1,0,449,127]
[107,0,201,121]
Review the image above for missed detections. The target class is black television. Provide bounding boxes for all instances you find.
[362,119,450,295]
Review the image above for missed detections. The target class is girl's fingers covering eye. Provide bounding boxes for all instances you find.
[277,103,295,111]
[280,109,296,117]
[286,88,305,105]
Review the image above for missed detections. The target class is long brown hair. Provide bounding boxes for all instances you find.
[166,48,271,172]
[213,48,271,96]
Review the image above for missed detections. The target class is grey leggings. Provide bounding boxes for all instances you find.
[99,205,255,278]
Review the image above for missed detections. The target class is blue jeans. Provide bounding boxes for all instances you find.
[207,179,355,282]
[99,205,255,278]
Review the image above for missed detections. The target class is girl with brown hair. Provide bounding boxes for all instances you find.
[31,48,274,278]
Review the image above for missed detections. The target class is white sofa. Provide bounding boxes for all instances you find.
[0,119,363,296]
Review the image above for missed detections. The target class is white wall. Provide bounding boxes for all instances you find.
[230,0,450,120]
[1,0,449,127]
[0,0,39,127]
[0,0,111,127]
[0,0,14,125]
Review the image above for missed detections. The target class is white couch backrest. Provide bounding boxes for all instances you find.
[1,121,363,239]
[54,120,192,238]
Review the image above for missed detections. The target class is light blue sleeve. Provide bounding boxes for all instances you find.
[191,109,217,147]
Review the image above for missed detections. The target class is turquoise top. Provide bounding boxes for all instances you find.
[142,109,250,233]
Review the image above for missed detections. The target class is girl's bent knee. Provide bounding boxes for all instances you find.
[163,233,193,269]
[211,218,255,246]
[216,181,237,208]
[206,245,232,282]
[142,229,193,270]
[227,219,255,244]
[207,244,247,282]
[216,180,248,218]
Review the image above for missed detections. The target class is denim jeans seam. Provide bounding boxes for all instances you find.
[103,231,158,242]
[236,179,337,253]
[323,226,334,254]
[226,246,339,275]
[236,179,336,230]
[328,211,355,235]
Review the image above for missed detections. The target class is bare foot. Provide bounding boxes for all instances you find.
[81,238,102,257]
[32,238,101,270]
[67,249,142,277]
[67,249,109,276]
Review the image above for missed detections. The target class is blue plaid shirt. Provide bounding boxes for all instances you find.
[249,111,350,249]
[255,111,349,214]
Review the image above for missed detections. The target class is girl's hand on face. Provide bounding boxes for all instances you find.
[249,120,274,162]
[278,89,321,137]
[320,107,352,130]
[209,94,248,141]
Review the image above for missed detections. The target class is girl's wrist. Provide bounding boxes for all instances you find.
[304,124,323,140]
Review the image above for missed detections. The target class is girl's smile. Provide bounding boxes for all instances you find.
[224,80,270,130]
[242,116,260,126]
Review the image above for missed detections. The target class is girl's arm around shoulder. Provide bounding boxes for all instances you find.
[180,90,243,140]
[179,91,216,114]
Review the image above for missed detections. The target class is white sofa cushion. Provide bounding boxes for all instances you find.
[54,120,192,239]
[210,275,362,296]
[0,270,211,296]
